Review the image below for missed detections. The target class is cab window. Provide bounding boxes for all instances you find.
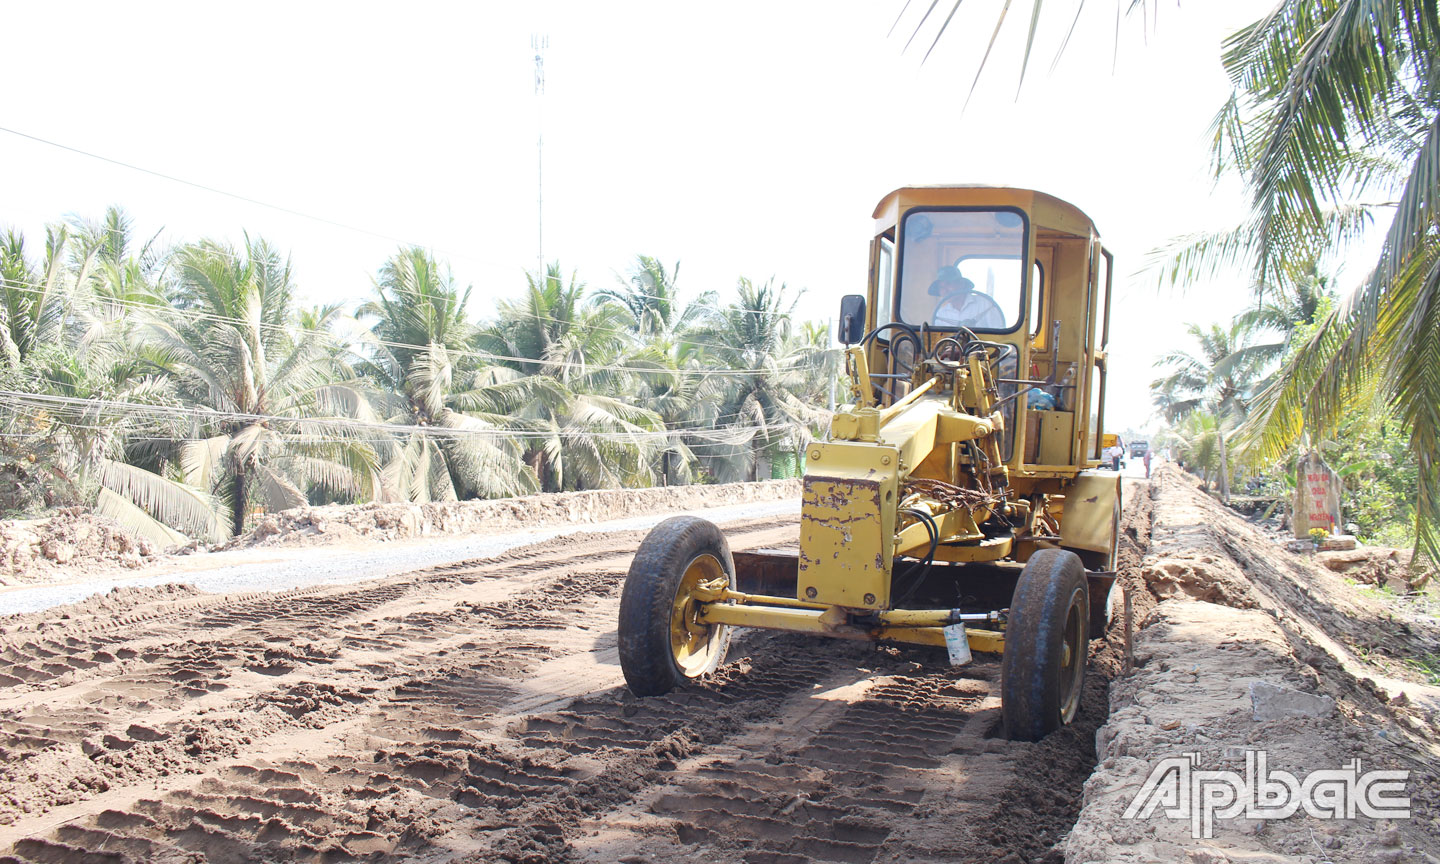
[1029,260,1045,343]
[897,209,1027,332]
[875,236,894,326]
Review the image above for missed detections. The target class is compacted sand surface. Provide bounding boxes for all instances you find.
[0,507,1134,864]
[6,471,1432,863]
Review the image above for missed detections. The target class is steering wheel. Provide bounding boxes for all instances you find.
[860,322,923,396]
[934,289,1006,330]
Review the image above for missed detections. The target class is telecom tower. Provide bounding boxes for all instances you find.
[533,34,547,280]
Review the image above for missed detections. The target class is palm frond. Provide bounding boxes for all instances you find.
[94,487,190,548]
[94,458,228,542]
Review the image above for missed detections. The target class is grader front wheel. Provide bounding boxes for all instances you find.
[1001,549,1089,741]
[618,516,734,697]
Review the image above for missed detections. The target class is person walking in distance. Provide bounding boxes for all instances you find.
[1143,448,1152,479]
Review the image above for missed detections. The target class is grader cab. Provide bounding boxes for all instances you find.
[617,186,1120,740]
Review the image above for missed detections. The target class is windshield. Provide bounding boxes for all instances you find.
[897,209,1026,331]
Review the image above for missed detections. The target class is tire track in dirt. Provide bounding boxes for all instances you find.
[0,495,1155,863]
[0,518,799,859]
[0,521,787,696]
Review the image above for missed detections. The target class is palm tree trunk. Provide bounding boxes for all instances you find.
[527,450,549,493]
[1218,431,1231,503]
[232,468,247,537]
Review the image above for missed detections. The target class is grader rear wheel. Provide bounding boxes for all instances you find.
[1001,549,1089,741]
[618,516,735,697]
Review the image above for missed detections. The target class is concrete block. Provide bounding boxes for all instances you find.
[1319,534,1357,551]
[1249,680,1336,722]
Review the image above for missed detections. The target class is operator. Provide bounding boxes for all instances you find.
[928,265,1006,329]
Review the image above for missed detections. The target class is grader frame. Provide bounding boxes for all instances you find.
[618,186,1121,740]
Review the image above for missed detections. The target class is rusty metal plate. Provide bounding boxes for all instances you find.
[798,475,890,608]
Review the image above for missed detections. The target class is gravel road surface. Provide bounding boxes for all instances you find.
[0,500,800,617]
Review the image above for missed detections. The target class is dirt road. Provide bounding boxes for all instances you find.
[0,502,1143,863]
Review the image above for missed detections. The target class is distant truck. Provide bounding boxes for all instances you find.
[1101,433,1126,469]
[1130,440,1149,458]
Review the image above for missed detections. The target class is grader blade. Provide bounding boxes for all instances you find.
[733,549,799,597]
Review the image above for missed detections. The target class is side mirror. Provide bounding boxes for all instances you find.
[838,295,866,345]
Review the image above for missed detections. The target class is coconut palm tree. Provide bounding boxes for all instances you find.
[1165,410,1224,489]
[905,0,1440,569]
[19,345,225,545]
[1228,260,1335,370]
[692,278,830,482]
[153,237,380,536]
[590,256,718,344]
[476,263,665,492]
[589,256,735,485]
[1151,4,1440,566]
[358,247,537,502]
[63,208,173,369]
[1151,322,1270,501]
[620,339,730,485]
[0,225,96,368]
[0,218,225,543]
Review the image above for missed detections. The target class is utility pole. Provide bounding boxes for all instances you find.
[532,35,548,281]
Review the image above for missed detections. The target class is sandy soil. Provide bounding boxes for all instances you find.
[0,499,801,617]
[0,495,1146,864]
[0,511,162,587]
[229,480,803,551]
[1068,469,1440,864]
[3,468,1434,864]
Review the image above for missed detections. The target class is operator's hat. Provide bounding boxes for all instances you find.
[928,265,974,296]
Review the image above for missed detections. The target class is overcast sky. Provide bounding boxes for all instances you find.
[2,1,1347,433]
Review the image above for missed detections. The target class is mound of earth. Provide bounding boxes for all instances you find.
[1067,467,1440,864]
[1316,547,1416,593]
[230,479,800,550]
[0,509,162,585]
[2,481,799,586]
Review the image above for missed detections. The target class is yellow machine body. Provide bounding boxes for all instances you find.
[699,186,1121,653]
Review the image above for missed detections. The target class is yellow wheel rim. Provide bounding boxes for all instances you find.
[669,553,724,677]
[1058,594,1085,723]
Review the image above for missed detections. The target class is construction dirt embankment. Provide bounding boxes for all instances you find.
[1069,468,1440,864]
[0,467,1435,863]
[0,480,801,586]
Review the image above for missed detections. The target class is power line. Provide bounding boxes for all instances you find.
[1,126,813,320]
[0,125,440,254]
[0,276,837,378]
[0,387,819,445]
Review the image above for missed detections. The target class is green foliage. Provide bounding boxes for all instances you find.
[1143,0,1440,571]
[690,278,832,483]
[1150,321,1272,499]
[1325,411,1419,547]
[0,212,837,542]
[1153,265,1420,547]
[1403,654,1440,686]
[358,247,535,502]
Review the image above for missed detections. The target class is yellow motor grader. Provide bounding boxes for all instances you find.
[618,186,1120,740]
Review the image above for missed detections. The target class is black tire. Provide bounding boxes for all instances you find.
[1002,549,1089,741]
[618,516,735,697]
